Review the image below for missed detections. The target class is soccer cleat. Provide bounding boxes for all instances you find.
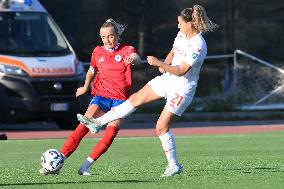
[39,167,60,175]
[77,114,102,134]
[78,169,92,176]
[160,164,183,177]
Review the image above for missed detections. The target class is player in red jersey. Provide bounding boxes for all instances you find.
[39,18,140,175]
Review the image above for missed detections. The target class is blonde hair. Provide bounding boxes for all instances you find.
[101,18,126,36]
[180,5,218,33]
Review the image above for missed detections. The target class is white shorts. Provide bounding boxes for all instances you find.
[148,74,197,116]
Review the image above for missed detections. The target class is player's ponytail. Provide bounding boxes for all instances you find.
[180,5,218,34]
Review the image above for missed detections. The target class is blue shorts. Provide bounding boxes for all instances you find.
[90,96,125,113]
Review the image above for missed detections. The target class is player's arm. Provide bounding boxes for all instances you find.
[159,49,174,73]
[130,53,141,65]
[76,68,95,97]
[147,56,191,77]
[76,48,97,97]
[164,49,174,65]
[124,53,141,65]
[83,69,95,89]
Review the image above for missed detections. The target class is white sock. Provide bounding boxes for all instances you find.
[159,131,178,166]
[97,100,136,126]
[87,157,94,163]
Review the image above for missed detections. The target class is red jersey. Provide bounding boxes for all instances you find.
[90,44,136,100]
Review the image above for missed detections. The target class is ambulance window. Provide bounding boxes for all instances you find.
[47,17,67,50]
[0,12,71,56]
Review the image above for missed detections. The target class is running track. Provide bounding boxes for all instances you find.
[2,120,284,140]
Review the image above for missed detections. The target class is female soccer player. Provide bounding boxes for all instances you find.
[39,18,141,175]
[78,5,218,177]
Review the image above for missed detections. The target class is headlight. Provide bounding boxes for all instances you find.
[0,64,28,76]
[74,58,84,75]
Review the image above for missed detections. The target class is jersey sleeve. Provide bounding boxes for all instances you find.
[124,45,136,56]
[89,47,98,73]
[183,43,203,66]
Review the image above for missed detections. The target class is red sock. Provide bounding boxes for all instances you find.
[89,126,119,161]
[60,123,89,157]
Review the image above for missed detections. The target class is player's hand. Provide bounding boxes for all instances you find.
[124,56,135,65]
[147,56,162,67]
[76,87,88,97]
[159,67,165,73]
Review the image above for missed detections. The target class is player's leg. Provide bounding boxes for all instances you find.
[78,119,121,175]
[78,75,167,132]
[39,104,104,175]
[78,83,161,133]
[60,104,104,158]
[78,97,125,175]
[158,88,194,177]
[156,109,183,177]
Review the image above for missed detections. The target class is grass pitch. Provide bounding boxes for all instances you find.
[0,131,284,189]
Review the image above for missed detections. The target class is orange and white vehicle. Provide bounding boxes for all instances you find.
[0,0,89,129]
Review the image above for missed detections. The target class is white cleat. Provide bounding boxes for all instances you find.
[78,169,92,176]
[77,114,102,134]
[39,167,60,175]
[160,164,183,177]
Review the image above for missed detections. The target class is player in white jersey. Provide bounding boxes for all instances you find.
[149,30,207,116]
[77,5,218,177]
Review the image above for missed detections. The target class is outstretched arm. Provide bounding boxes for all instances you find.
[147,56,191,77]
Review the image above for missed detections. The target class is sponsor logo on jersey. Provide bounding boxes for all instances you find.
[99,57,104,63]
[192,53,198,60]
[192,48,201,60]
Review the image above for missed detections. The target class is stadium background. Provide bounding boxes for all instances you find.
[1,2,284,187]
[40,0,284,64]
[37,0,284,114]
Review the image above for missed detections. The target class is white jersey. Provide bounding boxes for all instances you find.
[148,31,207,116]
[169,31,207,86]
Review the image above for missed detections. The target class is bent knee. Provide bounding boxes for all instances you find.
[156,127,168,136]
[128,93,143,107]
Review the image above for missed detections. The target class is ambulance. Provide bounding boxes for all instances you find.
[0,0,89,129]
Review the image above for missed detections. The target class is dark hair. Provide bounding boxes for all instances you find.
[180,8,193,22]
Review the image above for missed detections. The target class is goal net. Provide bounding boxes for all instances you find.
[230,50,284,110]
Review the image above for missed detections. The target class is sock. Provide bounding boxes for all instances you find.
[62,154,67,160]
[96,100,136,126]
[60,123,89,157]
[159,131,178,166]
[80,157,94,172]
[89,126,119,161]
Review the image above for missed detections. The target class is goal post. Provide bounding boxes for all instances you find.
[231,49,284,110]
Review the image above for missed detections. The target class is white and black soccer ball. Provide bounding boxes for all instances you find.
[41,149,64,172]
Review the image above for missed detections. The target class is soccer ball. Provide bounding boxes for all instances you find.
[40,149,64,172]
